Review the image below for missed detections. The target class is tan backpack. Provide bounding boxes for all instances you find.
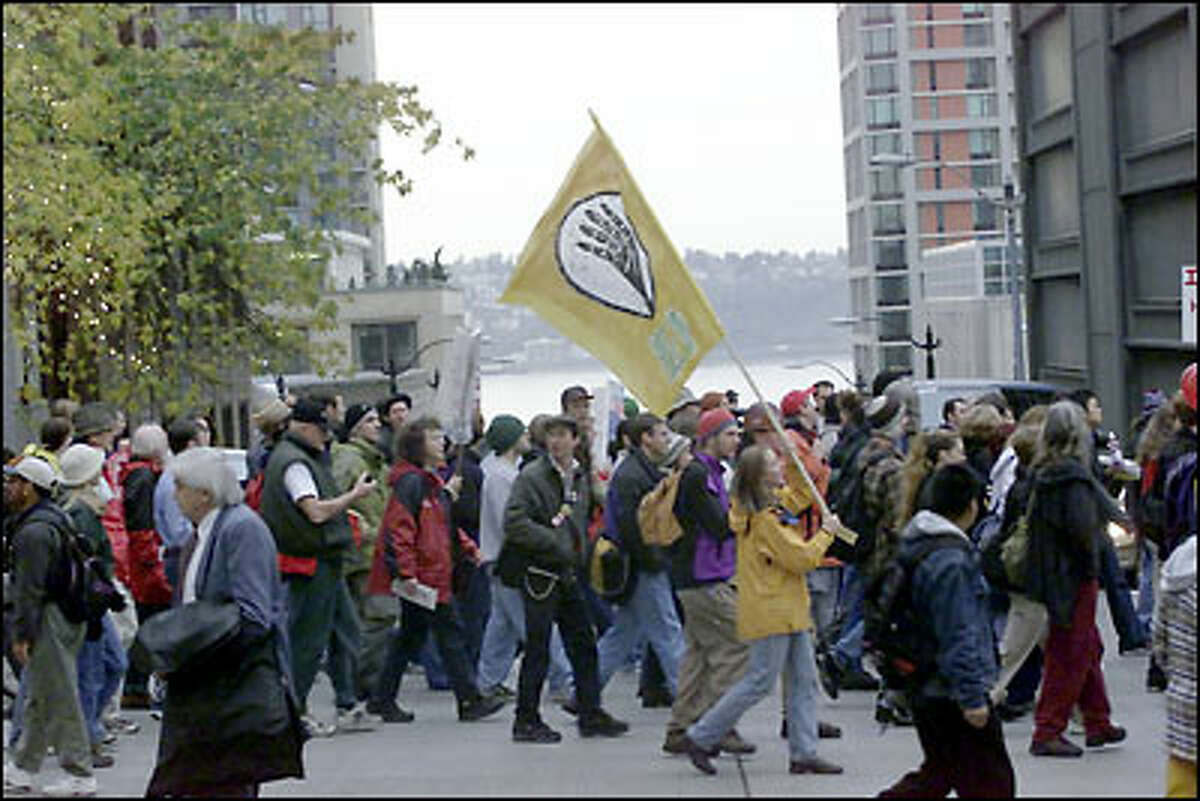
[637,469,684,547]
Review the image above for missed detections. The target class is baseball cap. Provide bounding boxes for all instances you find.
[560,385,593,410]
[5,456,59,492]
[290,397,330,430]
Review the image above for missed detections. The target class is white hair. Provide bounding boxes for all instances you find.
[130,423,169,461]
[172,447,244,507]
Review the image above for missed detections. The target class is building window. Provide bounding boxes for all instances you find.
[876,274,910,307]
[863,4,893,23]
[966,93,996,118]
[1029,12,1072,116]
[966,58,995,89]
[974,199,998,230]
[961,3,989,18]
[882,345,913,370]
[866,63,898,94]
[874,239,907,269]
[871,167,903,199]
[868,131,904,157]
[300,4,331,31]
[867,96,900,129]
[963,22,993,47]
[929,61,938,91]
[353,322,417,373]
[878,310,912,343]
[247,4,287,25]
[968,128,999,159]
[1034,145,1080,239]
[862,27,896,59]
[873,203,906,235]
[971,164,1000,188]
[935,202,945,233]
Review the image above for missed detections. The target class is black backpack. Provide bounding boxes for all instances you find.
[863,533,969,691]
[43,509,122,626]
[831,447,892,565]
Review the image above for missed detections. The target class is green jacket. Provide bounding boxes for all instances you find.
[331,437,389,577]
[63,493,115,583]
[503,454,593,580]
[259,432,353,560]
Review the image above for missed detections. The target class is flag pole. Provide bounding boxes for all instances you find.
[721,339,857,547]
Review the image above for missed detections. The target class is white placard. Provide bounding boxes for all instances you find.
[391,578,438,610]
[1183,265,1197,344]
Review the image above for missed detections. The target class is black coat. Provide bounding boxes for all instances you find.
[1024,460,1106,628]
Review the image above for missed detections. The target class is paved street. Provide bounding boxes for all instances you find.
[6,594,1169,797]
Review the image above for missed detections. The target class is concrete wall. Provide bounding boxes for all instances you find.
[1014,4,1196,428]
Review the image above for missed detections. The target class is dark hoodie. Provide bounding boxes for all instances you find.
[1023,459,1109,628]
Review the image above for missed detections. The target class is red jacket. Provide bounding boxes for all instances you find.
[121,460,172,606]
[367,460,479,605]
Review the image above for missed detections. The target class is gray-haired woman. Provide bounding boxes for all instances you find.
[146,448,303,797]
[1023,402,1124,758]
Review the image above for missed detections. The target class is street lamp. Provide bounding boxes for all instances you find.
[868,152,1025,381]
[382,337,454,394]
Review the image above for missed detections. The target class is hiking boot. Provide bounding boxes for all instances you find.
[664,729,718,756]
[816,650,841,700]
[513,718,562,744]
[90,744,114,769]
[43,774,97,797]
[640,687,674,708]
[335,701,381,733]
[682,735,717,775]
[789,756,844,775]
[1030,736,1083,757]
[819,720,843,739]
[719,729,757,755]
[1086,725,1127,748]
[459,692,507,722]
[366,699,415,723]
[578,708,629,738]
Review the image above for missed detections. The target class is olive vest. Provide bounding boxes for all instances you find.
[259,432,352,560]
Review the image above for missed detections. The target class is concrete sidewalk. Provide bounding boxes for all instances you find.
[5,594,1170,796]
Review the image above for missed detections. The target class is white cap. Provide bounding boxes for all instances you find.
[59,444,106,489]
[5,456,59,492]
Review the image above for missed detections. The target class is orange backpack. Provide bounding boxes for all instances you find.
[637,469,684,547]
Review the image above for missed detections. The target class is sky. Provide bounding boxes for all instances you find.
[372,3,847,266]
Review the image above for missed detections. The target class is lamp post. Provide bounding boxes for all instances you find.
[869,153,1025,381]
[382,337,454,395]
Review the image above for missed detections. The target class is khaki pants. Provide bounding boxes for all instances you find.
[15,604,92,777]
[1168,756,1196,798]
[990,592,1048,705]
[667,581,749,736]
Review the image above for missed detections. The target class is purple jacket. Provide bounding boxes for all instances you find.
[667,452,736,589]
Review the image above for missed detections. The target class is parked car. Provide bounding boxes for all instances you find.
[909,379,1061,431]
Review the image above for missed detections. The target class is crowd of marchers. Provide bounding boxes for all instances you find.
[2,363,1196,798]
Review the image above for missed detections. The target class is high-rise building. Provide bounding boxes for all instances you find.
[836,3,1022,386]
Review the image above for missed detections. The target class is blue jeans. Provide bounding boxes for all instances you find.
[832,565,865,671]
[1098,535,1145,650]
[76,615,127,744]
[8,668,26,749]
[476,569,573,695]
[689,630,820,761]
[1135,540,1156,633]
[595,569,684,694]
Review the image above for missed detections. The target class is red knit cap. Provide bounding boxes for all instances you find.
[781,388,816,418]
[696,408,737,441]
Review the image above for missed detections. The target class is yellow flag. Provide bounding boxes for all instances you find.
[500,112,725,416]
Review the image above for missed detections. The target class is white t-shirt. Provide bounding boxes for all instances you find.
[183,507,220,605]
[283,462,319,502]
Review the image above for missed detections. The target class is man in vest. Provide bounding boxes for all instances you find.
[259,396,377,738]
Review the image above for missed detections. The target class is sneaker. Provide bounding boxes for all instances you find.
[336,701,381,733]
[300,713,336,739]
[366,699,414,724]
[459,692,507,722]
[513,718,562,744]
[682,735,717,776]
[42,775,97,797]
[104,715,140,736]
[578,708,629,738]
[719,729,756,755]
[4,761,36,792]
[1085,725,1127,748]
[818,720,843,739]
[664,730,718,757]
[1030,736,1084,757]
[816,651,841,700]
[90,744,115,769]
[875,692,914,727]
[789,756,844,775]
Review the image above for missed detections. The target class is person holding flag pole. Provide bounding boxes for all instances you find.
[500,111,858,760]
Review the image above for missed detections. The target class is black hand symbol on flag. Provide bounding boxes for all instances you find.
[576,202,648,301]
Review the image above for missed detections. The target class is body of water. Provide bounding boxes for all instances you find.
[479,351,853,425]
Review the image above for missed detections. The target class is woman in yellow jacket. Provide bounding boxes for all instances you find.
[681,445,844,777]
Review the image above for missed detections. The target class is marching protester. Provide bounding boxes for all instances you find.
[143,447,304,797]
[679,445,841,777]
[366,416,505,724]
[878,463,1016,798]
[258,396,377,738]
[475,415,575,703]
[155,415,210,599]
[4,456,97,797]
[502,414,628,743]
[376,393,413,467]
